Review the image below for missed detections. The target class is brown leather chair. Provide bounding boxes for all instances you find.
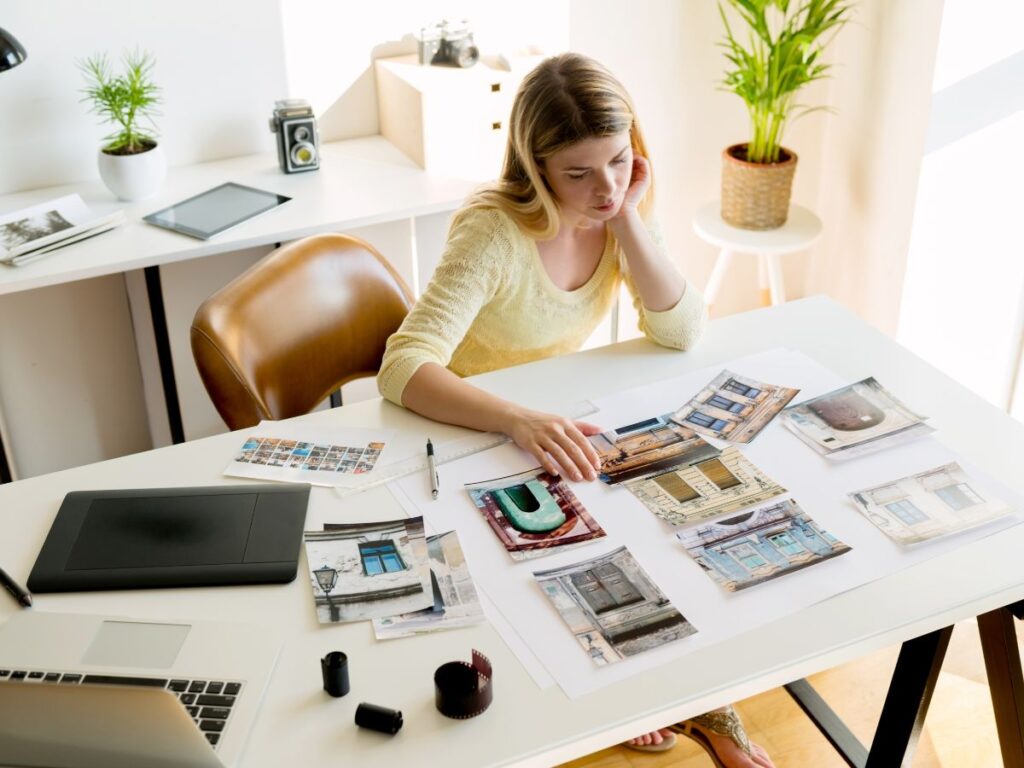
[191,233,414,430]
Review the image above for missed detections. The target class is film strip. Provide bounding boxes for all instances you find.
[434,649,493,719]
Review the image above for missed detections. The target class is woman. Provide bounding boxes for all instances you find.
[377,53,774,768]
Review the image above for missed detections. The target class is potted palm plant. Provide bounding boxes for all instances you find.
[80,50,165,201]
[718,0,851,229]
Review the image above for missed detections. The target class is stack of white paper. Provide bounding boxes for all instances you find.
[0,195,123,266]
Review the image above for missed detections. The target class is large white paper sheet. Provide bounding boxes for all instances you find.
[387,481,555,690]
[393,349,1023,699]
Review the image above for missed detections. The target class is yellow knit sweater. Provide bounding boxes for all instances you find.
[377,207,706,406]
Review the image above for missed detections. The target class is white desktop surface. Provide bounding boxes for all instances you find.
[1,296,1022,767]
[0,137,480,296]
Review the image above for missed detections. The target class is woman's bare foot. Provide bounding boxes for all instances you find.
[672,706,775,768]
[696,721,775,768]
[624,727,674,748]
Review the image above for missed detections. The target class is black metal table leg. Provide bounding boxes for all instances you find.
[864,625,952,767]
[785,624,953,768]
[784,678,867,767]
[0,428,11,484]
[978,607,1024,768]
[144,265,185,444]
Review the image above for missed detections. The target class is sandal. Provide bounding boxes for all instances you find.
[623,731,677,753]
[668,706,751,767]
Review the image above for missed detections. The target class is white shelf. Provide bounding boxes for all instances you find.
[0,136,483,296]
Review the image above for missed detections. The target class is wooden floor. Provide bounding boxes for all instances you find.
[561,617,1023,767]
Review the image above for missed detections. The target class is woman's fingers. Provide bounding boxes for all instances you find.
[530,444,562,478]
[541,439,585,481]
[545,425,599,480]
[568,421,603,471]
[507,410,605,480]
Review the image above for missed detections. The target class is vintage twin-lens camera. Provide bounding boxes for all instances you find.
[418,20,480,68]
[268,99,320,174]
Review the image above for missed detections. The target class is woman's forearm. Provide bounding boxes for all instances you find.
[400,362,521,434]
[399,362,602,481]
[610,211,686,311]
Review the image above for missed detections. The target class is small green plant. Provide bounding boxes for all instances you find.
[719,0,851,163]
[79,50,161,155]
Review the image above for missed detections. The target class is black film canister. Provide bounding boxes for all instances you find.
[355,702,403,734]
[321,651,350,698]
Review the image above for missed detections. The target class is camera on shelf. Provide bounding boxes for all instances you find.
[418,20,480,68]
[268,99,320,174]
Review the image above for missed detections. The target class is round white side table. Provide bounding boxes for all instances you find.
[693,202,822,308]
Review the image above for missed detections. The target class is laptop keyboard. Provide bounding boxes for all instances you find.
[0,668,242,748]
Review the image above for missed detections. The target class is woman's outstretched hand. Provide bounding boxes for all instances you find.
[505,407,603,481]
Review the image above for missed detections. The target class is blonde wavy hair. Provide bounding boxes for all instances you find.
[459,52,654,240]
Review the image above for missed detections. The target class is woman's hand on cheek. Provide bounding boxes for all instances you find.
[505,408,603,482]
[617,155,651,216]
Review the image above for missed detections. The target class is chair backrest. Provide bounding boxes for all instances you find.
[191,233,414,430]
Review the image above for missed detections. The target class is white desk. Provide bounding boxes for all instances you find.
[1,297,1023,767]
[0,137,482,479]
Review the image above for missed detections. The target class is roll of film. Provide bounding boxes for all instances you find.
[320,651,350,698]
[355,702,404,734]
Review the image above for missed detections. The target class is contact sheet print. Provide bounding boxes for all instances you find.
[224,422,394,486]
[391,349,1024,699]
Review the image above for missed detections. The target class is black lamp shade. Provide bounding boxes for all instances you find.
[0,28,27,72]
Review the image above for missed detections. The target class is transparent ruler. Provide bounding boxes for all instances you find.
[334,400,597,498]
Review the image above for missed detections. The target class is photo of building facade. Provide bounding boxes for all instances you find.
[849,462,1011,545]
[674,370,799,443]
[587,413,708,484]
[304,517,433,623]
[781,377,932,458]
[626,446,787,525]
[677,500,851,591]
[465,468,606,561]
[371,529,486,639]
[534,546,697,666]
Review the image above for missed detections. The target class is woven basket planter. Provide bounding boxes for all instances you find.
[721,143,798,230]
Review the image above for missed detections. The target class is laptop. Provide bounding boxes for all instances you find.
[0,611,283,768]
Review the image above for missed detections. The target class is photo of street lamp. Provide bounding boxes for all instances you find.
[313,565,340,622]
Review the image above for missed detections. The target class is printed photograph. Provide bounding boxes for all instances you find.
[534,545,697,666]
[676,499,852,592]
[303,517,433,624]
[625,446,787,526]
[366,530,486,639]
[587,413,712,485]
[781,378,932,459]
[0,210,73,250]
[674,370,799,443]
[849,462,1012,545]
[465,468,607,561]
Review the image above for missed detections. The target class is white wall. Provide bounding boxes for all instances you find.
[278,0,570,143]
[0,274,152,478]
[0,0,288,195]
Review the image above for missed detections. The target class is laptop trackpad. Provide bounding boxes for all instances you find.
[81,621,190,669]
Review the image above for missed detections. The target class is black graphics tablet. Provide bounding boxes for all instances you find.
[27,484,310,593]
[142,182,291,240]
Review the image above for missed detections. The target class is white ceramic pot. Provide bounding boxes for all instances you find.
[97,143,166,201]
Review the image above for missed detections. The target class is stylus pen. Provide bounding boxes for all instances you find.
[0,566,32,608]
[426,438,440,500]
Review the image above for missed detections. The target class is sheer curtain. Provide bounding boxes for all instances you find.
[806,0,945,335]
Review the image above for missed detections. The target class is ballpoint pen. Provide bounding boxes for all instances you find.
[426,438,440,500]
[0,566,32,608]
